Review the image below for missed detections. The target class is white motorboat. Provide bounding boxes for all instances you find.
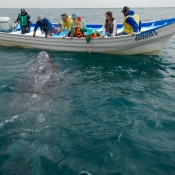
[0,17,175,55]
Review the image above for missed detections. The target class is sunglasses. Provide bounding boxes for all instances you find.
[61,16,67,20]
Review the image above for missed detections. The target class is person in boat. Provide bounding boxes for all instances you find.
[99,11,117,38]
[119,6,141,36]
[14,8,31,34]
[82,28,100,53]
[71,13,86,28]
[70,21,84,39]
[57,13,73,38]
[70,13,87,39]
[33,15,60,38]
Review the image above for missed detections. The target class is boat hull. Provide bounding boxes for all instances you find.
[0,20,175,55]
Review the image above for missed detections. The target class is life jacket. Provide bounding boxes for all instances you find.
[123,13,140,34]
[74,27,84,38]
[89,32,98,38]
[106,19,114,33]
[18,13,28,26]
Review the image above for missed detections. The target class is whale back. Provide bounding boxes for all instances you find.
[21,51,61,94]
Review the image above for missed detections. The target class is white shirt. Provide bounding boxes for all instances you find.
[102,19,117,37]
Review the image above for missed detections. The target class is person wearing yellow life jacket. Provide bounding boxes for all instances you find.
[120,6,141,36]
[14,8,31,34]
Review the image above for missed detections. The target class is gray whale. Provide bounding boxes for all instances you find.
[1,51,71,175]
[11,51,65,116]
[21,51,61,94]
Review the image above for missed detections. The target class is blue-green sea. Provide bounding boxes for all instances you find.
[0,8,175,175]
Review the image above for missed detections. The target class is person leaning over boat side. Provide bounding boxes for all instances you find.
[14,8,31,34]
[57,14,73,38]
[99,11,117,38]
[119,6,141,36]
[70,13,87,39]
[33,15,59,38]
[81,28,100,53]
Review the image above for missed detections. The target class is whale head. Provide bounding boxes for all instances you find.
[37,51,52,62]
[20,51,61,94]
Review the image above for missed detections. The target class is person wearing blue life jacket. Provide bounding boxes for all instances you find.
[33,15,60,38]
[14,8,31,34]
[119,6,141,36]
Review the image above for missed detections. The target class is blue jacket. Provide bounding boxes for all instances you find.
[34,18,52,32]
[125,11,141,33]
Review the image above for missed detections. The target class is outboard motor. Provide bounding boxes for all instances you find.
[0,17,12,32]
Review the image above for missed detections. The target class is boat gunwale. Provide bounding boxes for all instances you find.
[0,17,175,55]
[0,18,174,39]
[0,20,174,41]
[0,26,174,48]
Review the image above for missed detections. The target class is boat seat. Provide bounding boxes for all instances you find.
[117,27,123,34]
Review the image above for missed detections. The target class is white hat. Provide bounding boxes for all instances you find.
[37,15,43,21]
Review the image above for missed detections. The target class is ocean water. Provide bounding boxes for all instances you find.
[0,8,175,175]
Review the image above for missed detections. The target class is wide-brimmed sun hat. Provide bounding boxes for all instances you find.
[72,21,82,28]
[71,13,78,19]
[37,15,43,21]
[86,28,95,35]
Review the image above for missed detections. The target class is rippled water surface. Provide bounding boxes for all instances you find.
[0,8,175,175]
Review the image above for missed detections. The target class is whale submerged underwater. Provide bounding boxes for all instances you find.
[11,51,67,116]
[20,51,61,95]
[1,51,72,174]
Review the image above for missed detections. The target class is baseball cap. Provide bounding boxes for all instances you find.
[21,8,25,13]
[121,6,130,13]
[71,13,78,19]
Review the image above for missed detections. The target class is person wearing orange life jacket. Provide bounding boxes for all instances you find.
[81,28,100,53]
[71,21,84,38]
[85,28,100,42]
[100,11,117,38]
[119,6,142,36]
[74,27,84,38]
[70,13,86,39]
